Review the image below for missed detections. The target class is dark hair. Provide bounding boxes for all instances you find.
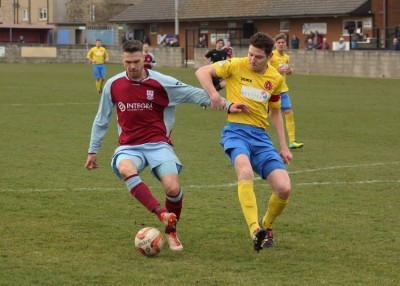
[216,38,224,44]
[274,33,287,42]
[122,40,143,53]
[249,32,275,56]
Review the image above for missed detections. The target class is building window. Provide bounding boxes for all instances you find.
[150,24,157,34]
[280,21,290,32]
[39,8,47,20]
[22,9,29,21]
[343,20,363,35]
[89,5,95,22]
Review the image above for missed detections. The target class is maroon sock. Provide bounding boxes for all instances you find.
[130,182,166,216]
[164,191,183,233]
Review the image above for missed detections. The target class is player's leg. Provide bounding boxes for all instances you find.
[99,65,106,92]
[260,168,291,248]
[154,162,183,251]
[93,65,102,94]
[113,152,169,221]
[281,92,303,149]
[221,123,266,251]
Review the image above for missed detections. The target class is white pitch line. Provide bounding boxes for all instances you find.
[0,162,398,193]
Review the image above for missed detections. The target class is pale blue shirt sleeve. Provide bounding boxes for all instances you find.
[88,79,115,154]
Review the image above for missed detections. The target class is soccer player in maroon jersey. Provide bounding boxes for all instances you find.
[143,43,156,69]
[85,40,246,251]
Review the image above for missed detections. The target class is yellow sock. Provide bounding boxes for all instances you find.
[238,181,259,236]
[95,80,101,92]
[285,113,296,143]
[100,78,104,90]
[261,192,288,229]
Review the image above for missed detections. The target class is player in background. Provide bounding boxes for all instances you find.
[143,42,156,69]
[85,40,245,251]
[223,39,234,59]
[86,39,109,94]
[270,33,304,149]
[204,38,228,91]
[196,32,293,252]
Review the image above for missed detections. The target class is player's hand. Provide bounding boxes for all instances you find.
[229,103,250,115]
[279,148,293,165]
[85,154,99,170]
[210,96,226,111]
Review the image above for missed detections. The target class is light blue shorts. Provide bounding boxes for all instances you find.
[93,64,105,79]
[220,123,286,179]
[111,143,182,180]
[280,91,292,111]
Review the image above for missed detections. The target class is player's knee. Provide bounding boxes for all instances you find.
[164,181,180,197]
[275,183,291,200]
[118,160,137,178]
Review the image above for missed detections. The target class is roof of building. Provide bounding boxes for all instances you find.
[111,0,370,23]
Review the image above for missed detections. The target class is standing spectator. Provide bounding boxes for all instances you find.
[315,37,331,50]
[305,31,314,46]
[351,31,361,49]
[197,36,206,48]
[86,39,109,94]
[389,38,400,51]
[223,39,234,59]
[85,40,241,252]
[195,32,293,252]
[19,35,25,43]
[337,37,347,50]
[305,38,315,50]
[291,34,299,49]
[122,31,131,44]
[143,42,156,69]
[204,38,227,91]
[270,33,304,149]
[142,35,151,46]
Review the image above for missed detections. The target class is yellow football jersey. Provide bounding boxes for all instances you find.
[269,50,290,92]
[86,46,108,64]
[214,57,283,129]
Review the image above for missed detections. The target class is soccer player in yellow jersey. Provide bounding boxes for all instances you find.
[270,33,304,149]
[196,32,293,252]
[86,39,109,94]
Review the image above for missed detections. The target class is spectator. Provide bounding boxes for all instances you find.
[313,31,323,46]
[337,37,346,51]
[122,31,131,44]
[351,31,361,49]
[170,36,179,47]
[142,35,151,46]
[389,37,400,51]
[19,35,25,44]
[291,34,299,49]
[315,37,330,50]
[305,38,315,50]
[197,36,206,48]
[223,39,234,59]
[305,31,314,46]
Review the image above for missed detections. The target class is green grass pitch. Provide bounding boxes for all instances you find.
[0,63,399,285]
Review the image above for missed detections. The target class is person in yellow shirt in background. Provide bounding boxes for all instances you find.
[86,39,109,94]
[270,33,304,149]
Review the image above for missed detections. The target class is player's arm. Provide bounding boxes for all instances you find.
[269,106,292,164]
[85,83,114,170]
[104,49,109,62]
[195,64,225,110]
[86,50,94,64]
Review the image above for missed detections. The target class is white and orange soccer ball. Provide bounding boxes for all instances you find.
[135,227,164,257]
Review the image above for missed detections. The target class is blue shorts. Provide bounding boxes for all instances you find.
[220,123,286,179]
[93,64,105,79]
[111,143,182,180]
[280,91,292,111]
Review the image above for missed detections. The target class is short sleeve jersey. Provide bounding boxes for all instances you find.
[269,50,290,92]
[214,57,283,129]
[86,46,108,64]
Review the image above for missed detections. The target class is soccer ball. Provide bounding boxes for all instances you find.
[135,227,164,257]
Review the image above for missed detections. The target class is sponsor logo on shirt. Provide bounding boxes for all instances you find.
[241,85,269,102]
[117,102,153,111]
